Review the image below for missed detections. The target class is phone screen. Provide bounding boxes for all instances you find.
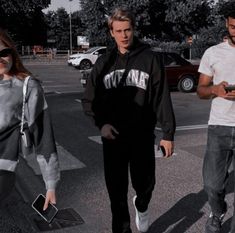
[32,194,58,223]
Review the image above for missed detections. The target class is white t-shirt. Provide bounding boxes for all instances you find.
[199,41,235,126]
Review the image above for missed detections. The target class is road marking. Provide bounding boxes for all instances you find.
[42,80,54,83]
[75,99,81,103]
[155,124,208,131]
[88,136,102,144]
[88,124,208,145]
[24,142,86,175]
[42,84,73,88]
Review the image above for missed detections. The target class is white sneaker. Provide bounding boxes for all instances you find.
[133,195,149,232]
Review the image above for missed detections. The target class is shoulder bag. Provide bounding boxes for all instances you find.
[20,76,33,157]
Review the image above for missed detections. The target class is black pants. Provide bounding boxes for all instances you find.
[102,134,155,233]
[0,170,15,204]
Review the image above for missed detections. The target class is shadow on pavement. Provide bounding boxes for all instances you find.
[148,171,234,233]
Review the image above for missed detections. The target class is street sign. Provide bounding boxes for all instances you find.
[77,36,89,46]
[47,39,56,43]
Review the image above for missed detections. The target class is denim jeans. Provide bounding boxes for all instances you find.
[203,125,235,230]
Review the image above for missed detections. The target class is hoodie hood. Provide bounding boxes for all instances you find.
[111,36,150,58]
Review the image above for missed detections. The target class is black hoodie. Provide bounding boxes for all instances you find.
[82,38,175,141]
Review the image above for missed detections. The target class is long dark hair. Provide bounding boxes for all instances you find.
[0,28,31,79]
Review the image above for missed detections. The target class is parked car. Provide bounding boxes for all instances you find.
[80,51,199,92]
[156,51,199,92]
[67,53,83,66]
[71,46,107,70]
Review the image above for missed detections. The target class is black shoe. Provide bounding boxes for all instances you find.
[205,213,224,233]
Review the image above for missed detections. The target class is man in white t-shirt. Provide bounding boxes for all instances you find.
[197,9,235,233]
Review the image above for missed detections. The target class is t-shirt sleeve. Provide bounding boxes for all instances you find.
[198,48,213,77]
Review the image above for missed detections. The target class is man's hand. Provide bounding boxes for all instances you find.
[211,81,228,98]
[159,140,174,158]
[43,190,56,210]
[212,82,235,100]
[101,124,119,139]
[225,90,235,100]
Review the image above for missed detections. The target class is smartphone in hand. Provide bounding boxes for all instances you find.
[32,194,58,223]
[155,145,166,158]
[225,85,235,92]
[155,145,177,158]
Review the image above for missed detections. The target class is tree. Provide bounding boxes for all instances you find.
[79,0,151,46]
[0,0,50,46]
[80,0,108,46]
[45,8,85,50]
[45,8,70,49]
[195,0,235,47]
[164,0,213,40]
[78,0,220,46]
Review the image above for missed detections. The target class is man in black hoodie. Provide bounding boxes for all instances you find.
[82,7,175,233]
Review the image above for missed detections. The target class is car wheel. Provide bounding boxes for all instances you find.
[177,75,195,92]
[80,59,92,70]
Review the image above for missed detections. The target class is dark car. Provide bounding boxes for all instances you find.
[80,52,199,93]
[156,51,199,92]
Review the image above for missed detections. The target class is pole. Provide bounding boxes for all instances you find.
[189,44,192,61]
[69,0,73,55]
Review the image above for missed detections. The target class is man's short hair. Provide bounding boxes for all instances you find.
[108,7,135,30]
[225,10,235,19]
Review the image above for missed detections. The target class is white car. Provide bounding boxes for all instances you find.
[67,53,83,66]
[71,46,107,70]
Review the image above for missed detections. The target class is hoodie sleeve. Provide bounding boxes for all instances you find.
[25,79,60,190]
[81,56,109,129]
[151,53,176,141]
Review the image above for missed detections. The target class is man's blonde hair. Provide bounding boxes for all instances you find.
[108,7,135,30]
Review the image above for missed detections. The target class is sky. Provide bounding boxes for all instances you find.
[43,0,81,13]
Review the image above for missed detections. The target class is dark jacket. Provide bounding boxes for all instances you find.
[82,38,176,141]
[0,77,60,190]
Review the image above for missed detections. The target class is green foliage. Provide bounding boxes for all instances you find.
[193,0,231,55]
[1,0,233,51]
[79,0,215,45]
[45,8,70,49]
[45,8,86,50]
[1,0,50,14]
[79,0,109,46]
[218,0,235,17]
[0,0,50,46]
[165,0,213,39]
[80,0,151,46]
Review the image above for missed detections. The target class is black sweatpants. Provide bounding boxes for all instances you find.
[102,133,155,233]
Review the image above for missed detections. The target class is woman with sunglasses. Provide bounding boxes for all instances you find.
[0,28,60,210]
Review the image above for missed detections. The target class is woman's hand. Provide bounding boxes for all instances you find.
[43,190,56,210]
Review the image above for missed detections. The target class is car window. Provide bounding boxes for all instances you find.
[85,47,99,54]
[97,48,106,55]
[171,53,191,65]
[164,54,177,66]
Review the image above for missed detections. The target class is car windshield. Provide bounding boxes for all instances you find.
[84,47,99,54]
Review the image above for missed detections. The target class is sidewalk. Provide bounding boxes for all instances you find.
[22,56,67,65]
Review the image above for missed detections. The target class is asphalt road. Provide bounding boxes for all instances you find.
[1,61,233,233]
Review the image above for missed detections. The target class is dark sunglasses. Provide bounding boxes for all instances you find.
[0,48,12,57]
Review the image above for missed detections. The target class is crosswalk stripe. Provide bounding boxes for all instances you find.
[155,124,208,131]
[88,124,208,145]
[24,142,86,175]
